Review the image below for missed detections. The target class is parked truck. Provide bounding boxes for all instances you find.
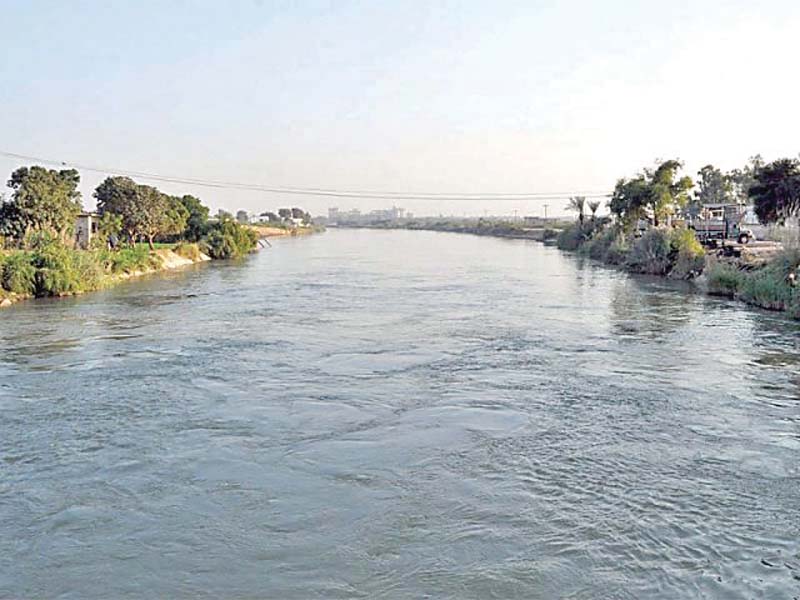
[689,203,755,247]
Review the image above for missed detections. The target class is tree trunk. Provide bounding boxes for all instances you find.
[147,235,155,250]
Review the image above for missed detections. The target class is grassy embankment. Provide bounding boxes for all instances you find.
[0,223,258,308]
[556,220,800,317]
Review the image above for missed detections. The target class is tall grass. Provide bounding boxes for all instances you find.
[705,248,800,316]
[174,242,202,261]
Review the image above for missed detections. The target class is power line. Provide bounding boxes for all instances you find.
[0,150,612,201]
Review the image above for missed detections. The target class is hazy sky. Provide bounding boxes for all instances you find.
[2,0,800,217]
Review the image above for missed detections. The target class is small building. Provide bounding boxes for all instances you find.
[74,212,100,249]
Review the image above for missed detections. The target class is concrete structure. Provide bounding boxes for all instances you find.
[74,212,100,249]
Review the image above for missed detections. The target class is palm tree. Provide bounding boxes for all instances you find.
[588,200,601,222]
[566,196,586,226]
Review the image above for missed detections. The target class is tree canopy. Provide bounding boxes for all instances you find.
[94,177,189,248]
[749,158,800,225]
[1,166,82,243]
[179,195,209,241]
[609,160,693,229]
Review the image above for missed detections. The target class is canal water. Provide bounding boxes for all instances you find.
[1,229,798,598]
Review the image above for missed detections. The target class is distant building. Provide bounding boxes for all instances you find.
[74,212,100,249]
[328,205,407,225]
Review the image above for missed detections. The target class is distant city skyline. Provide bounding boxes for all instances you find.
[3,1,800,217]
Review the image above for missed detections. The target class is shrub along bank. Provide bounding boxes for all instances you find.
[705,249,800,317]
[557,220,800,317]
[0,219,259,305]
[557,221,706,279]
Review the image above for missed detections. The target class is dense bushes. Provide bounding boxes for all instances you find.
[95,245,159,275]
[560,222,705,279]
[202,219,258,259]
[556,223,585,251]
[669,229,706,279]
[0,238,174,298]
[625,229,672,274]
[706,249,800,315]
[2,251,36,295]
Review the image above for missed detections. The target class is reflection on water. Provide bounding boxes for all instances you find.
[1,229,799,598]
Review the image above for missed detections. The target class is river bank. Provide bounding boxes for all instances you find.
[340,220,800,319]
[337,219,562,242]
[555,221,800,318]
[248,224,323,238]
[0,244,212,309]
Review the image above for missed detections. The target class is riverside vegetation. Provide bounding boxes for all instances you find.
[0,166,264,306]
[556,157,800,318]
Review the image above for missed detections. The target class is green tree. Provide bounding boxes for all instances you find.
[0,196,26,244]
[565,196,586,225]
[609,160,693,229]
[609,176,650,232]
[749,158,800,225]
[162,195,190,239]
[278,208,292,220]
[94,177,183,248]
[135,185,171,249]
[691,164,733,216]
[4,166,82,242]
[179,195,209,241]
[96,212,123,246]
[94,176,140,244]
[648,160,693,226]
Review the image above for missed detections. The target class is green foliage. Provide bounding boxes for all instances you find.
[161,195,190,240]
[609,176,650,231]
[669,228,705,279]
[565,196,586,224]
[705,262,744,297]
[179,195,209,241]
[690,164,733,216]
[556,223,586,251]
[31,235,82,296]
[749,158,800,225]
[609,160,693,229]
[625,229,672,275]
[3,166,82,242]
[174,242,201,261]
[579,226,621,262]
[94,176,139,242]
[0,197,26,243]
[99,245,160,274]
[705,249,800,315]
[95,177,191,247]
[97,211,123,241]
[1,251,36,295]
[201,218,258,259]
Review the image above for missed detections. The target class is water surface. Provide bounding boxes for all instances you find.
[1,229,799,598]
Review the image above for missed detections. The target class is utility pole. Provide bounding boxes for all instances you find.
[543,204,549,220]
